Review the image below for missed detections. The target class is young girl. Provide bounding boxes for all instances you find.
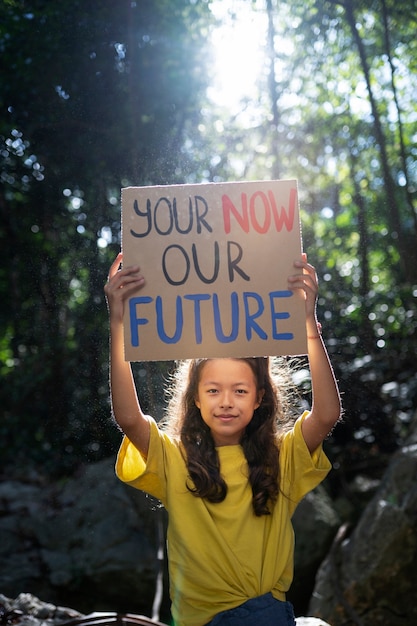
[104,252,341,626]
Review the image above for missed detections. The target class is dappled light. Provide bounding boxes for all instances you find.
[208,0,267,116]
[1,0,417,623]
[1,0,416,521]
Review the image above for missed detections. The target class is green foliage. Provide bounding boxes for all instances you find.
[0,0,213,474]
[0,0,416,485]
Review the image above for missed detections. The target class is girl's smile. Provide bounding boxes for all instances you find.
[195,358,263,446]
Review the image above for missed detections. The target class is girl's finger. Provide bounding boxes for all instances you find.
[108,252,123,280]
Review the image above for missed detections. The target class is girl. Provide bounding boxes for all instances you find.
[104,252,341,626]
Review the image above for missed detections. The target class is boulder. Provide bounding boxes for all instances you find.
[295,617,330,626]
[289,485,340,614]
[0,594,331,626]
[0,592,82,625]
[1,456,336,620]
[0,594,166,626]
[309,441,417,625]
[0,460,169,618]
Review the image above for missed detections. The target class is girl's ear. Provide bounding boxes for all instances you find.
[195,397,201,409]
[255,389,265,409]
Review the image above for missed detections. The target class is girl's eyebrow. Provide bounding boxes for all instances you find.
[200,381,251,387]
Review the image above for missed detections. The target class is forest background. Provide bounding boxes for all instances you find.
[1,0,416,546]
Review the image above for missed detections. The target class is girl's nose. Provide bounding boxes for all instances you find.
[219,392,233,408]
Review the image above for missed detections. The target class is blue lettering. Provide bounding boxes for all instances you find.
[213,292,239,343]
[129,296,152,346]
[243,292,268,340]
[128,291,294,349]
[269,291,293,340]
[156,295,183,343]
[184,294,211,343]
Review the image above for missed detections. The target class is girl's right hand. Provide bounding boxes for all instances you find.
[104,252,145,324]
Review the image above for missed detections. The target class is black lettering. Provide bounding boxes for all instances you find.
[173,197,193,234]
[191,241,219,284]
[154,197,174,235]
[227,241,250,282]
[162,244,190,285]
[130,198,152,238]
[195,196,212,234]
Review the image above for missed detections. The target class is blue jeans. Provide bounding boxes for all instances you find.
[205,593,296,625]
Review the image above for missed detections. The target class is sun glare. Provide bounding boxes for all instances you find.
[208,1,267,113]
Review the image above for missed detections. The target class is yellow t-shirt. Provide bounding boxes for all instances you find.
[116,411,331,626]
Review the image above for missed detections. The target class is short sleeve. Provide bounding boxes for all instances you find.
[280,411,332,514]
[115,417,171,504]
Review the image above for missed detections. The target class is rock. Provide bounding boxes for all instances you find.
[0,593,331,626]
[0,459,169,618]
[0,594,168,626]
[0,592,82,624]
[1,456,336,620]
[309,441,417,625]
[289,484,340,614]
[295,617,330,626]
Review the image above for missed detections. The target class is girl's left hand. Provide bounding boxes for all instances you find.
[287,252,318,320]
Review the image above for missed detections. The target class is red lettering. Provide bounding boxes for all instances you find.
[268,188,296,231]
[222,193,249,234]
[222,187,296,234]
[249,191,271,234]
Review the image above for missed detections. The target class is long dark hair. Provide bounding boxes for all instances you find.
[163,357,297,516]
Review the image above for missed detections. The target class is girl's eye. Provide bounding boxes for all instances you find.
[236,389,247,394]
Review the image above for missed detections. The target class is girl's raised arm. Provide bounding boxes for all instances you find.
[104,253,151,455]
[288,255,342,453]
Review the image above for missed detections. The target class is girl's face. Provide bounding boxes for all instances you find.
[195,358,263,446]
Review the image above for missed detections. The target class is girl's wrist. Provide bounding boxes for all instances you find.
[307,321,322,340]
[110,317,125,333]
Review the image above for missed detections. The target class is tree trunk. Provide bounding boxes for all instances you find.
[380,0,417,235]
[342,0,417,282]
[265,0,281,180]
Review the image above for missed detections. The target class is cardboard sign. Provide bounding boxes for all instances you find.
[122,179,306,361]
